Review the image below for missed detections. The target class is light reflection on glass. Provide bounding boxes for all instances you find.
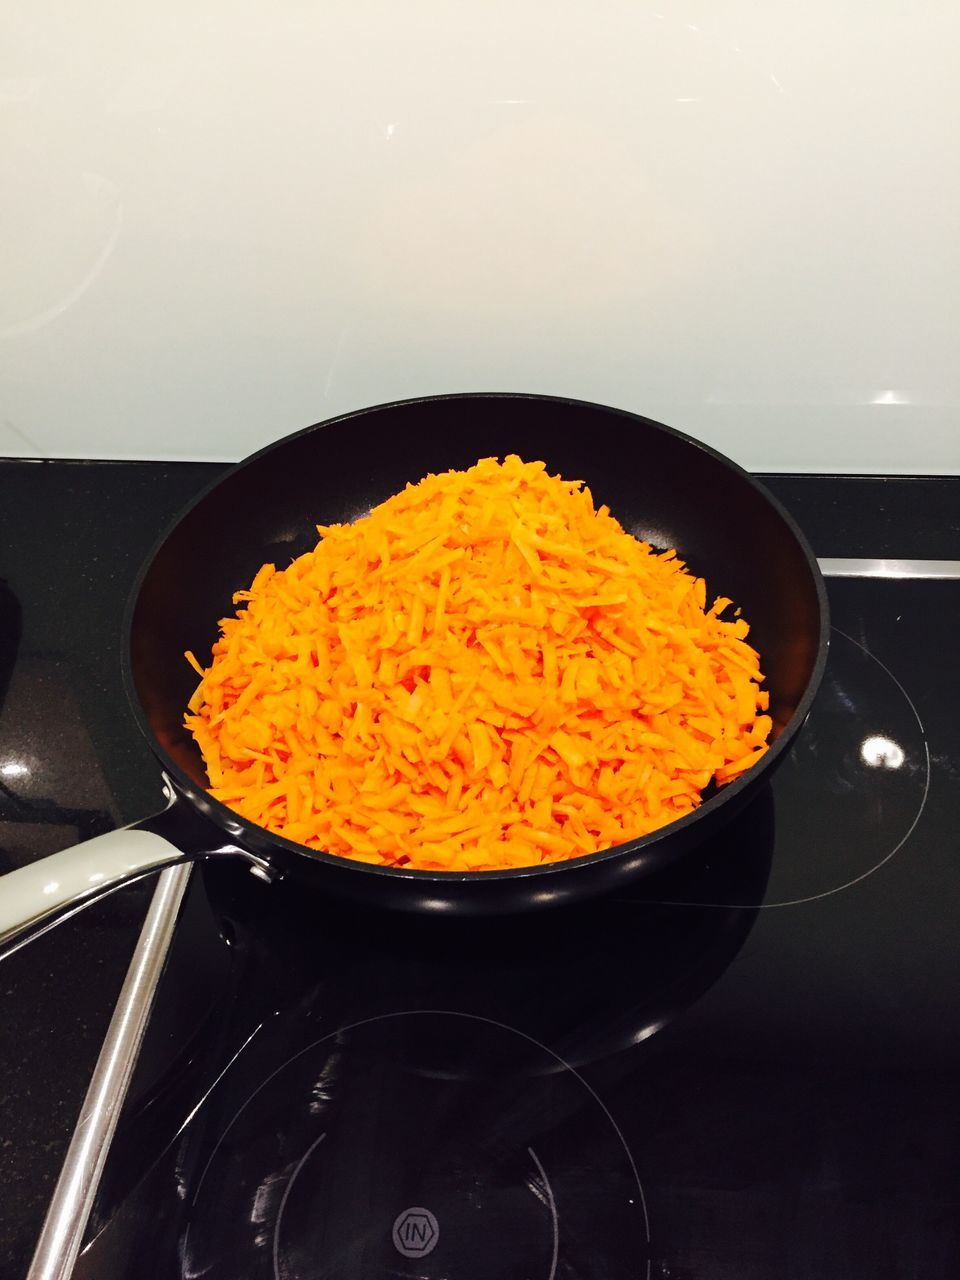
[250,1173,285,1226]
[633,1020,665,1044]
[871,389,909,405]
[861,735,905,769]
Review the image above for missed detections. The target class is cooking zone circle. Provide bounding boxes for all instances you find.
[181,1012,649,1280]
[745,625,929,907]
[624,626,929,911]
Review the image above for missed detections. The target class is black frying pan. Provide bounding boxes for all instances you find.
[0,393,828,952]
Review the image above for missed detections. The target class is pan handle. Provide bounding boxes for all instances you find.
[0,788,272,960]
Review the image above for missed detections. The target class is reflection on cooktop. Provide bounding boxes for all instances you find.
[183,1013,648,1280]
[211,781,775,1070]
[80,793,774,1273]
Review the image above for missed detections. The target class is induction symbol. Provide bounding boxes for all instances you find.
[392,1207,440,1258]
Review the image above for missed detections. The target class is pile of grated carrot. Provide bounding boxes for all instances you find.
[184,456,772,871]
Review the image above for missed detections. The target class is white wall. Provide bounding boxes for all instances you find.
[2,1,958,471]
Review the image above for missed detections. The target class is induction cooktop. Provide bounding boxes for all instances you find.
[54,574,959,1280]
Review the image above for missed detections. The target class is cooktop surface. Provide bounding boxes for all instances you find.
[1,466,958,1280]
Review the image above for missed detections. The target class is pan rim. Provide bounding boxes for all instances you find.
[121,390,830,885]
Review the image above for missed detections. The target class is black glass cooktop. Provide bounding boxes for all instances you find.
[2,465,959,1280]
[73,579,959,1280]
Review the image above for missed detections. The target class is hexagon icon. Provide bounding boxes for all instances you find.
[392,1206,440,1258]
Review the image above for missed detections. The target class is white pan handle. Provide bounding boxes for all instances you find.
[0,826,187,959]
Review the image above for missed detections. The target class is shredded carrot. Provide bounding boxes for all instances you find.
[184,456,772,871]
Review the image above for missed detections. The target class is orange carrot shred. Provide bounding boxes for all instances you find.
[184,650,205,677]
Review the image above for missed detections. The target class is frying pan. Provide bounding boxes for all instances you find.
[0,393,829,954]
